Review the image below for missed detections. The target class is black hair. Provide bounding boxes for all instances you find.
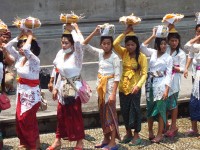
[17,40,25,48]
[195,24,200,30]
[31,40,40,56]
[61,34,74,45]
[100,36,113,50]
[125,36,140,70]
[167,32,181,55]
[17,39,40,56]
[154,38,167,51]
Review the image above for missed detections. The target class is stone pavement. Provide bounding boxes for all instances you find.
[0,71,195,149]
[2,118,200,150]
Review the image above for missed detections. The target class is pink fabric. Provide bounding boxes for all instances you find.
[56,97,85,141]
[16,94,40,149]
[78,80,92,104]
[196,66,200,70]
[172,65,180,74]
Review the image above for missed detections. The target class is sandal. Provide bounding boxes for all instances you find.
[165,128,178,138]
[151,137,163,144]
[18,145,27,149]
[186,129,199,136]
[102,145,118,150]
[129,138,142,146]
[119,136,133,144]
[74,146,83,150]
[46,145,61,150]
[94,143,108,148]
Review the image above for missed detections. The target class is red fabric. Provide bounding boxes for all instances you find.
[56,97,85,141]
[16,94,40,149]
[18,78,40,87]
[55,68,59,73]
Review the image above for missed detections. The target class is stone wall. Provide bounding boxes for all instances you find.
[0,0,200,65]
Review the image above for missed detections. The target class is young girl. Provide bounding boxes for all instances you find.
[184,23,200,136]
[140,27,173,143]
[113,25,147,146]
[82,24,120,150]
[165,25,186,138]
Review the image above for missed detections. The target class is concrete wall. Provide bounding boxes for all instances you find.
[0,0,200,65]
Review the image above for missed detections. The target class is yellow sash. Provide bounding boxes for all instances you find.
[97,73,114,108]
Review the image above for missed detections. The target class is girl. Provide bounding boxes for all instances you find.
[184,23,200,136]
[140,27,173,143]
[165,25,186,137]
[82,24,121,150]
[113,25,147,146]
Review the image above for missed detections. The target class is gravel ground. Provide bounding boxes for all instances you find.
[3,118,200,150]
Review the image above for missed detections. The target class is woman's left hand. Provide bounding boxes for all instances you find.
[131,86,140,94]
[108,94,116,104]
[162,90,168,100]
[52,89,58,101]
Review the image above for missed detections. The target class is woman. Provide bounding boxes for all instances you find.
[165,25,186,137]
[5,30,41,149]
[47,24,85,150]
[82,24,121,150]
[184,23,200,136]
[140,27,173,143]
[113,25,147,146]
[0,22,14,149]
[184,25,200,83]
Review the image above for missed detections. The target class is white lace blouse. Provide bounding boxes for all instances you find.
[166,46,186,95]
[140,43,173,101]
[54,30,84,104]
[5,37,41,115]
[82,44,120,103]
[184,42,200,99]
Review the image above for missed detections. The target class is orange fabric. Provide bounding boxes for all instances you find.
[18,78,39,87]
[97,73,114,108]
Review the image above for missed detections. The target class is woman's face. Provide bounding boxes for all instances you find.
[159,40,167,53]
[17,42,25,56]
[101,39,112,53]
[125,40,137,54]
[61,37,72,50]
[196,27,200,36]
[168,37,179,50]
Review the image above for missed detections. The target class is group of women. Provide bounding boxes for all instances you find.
[0,12,200,150]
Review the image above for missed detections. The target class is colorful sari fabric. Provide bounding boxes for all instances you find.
[99,101,120,140]
[119,91,142,132]
[166,92,179,111]
[147,86,167,125]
